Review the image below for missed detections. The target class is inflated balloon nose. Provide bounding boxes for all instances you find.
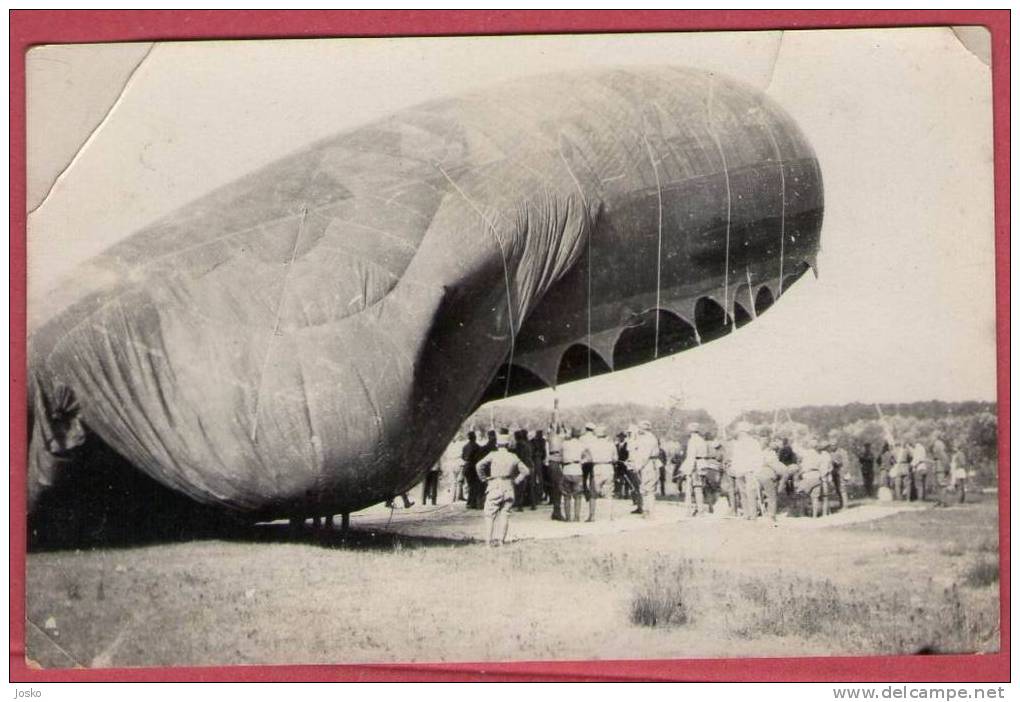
[28,67,822,520]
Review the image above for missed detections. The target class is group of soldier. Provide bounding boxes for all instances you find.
[431,419,973,545]
[856,433,971,504]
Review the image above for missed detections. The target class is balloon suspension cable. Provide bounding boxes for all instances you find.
[706,85,733,330]
[641,130,664,359]
[760,112,787,295]
[435,163,516,399]
[557,138,594,378]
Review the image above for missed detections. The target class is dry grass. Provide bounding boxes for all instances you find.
[965,558,1000,588]
[26,501,1001,667]
[625,557,998,654]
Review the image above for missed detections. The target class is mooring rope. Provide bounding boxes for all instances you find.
[435,164,517,399]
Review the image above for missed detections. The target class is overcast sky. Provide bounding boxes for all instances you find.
[27,28,996,424]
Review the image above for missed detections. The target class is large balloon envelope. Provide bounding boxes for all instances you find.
[28,67,823,519]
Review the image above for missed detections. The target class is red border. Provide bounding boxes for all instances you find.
[9,10,1010,682]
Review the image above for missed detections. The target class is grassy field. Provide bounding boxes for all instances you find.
[25,495,1000,668]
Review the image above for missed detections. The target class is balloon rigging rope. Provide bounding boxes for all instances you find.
[435,164,516,399]
[706,79,733,329]
[250,207,307,443]
[557,142,594,379]
[760,114,788,295]
[641,133,664,359]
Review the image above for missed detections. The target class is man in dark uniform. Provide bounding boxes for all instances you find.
[778,437,798,495]
[512,429,535,510]
[461,431,484,510]
[530,429,548,506]
[857,443,876,497]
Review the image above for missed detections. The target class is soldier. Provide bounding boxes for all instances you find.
[461,431,485,510]
[829,435,850,511]
[793,437,825,518]
[421,460,441,506]
[681,422,709,516]
[560,427,588,522]
[931,432,951,504]
[816,439,835,516]
[729,422,763,519]
[586,425,617,521]
[579,422,598,502]
[856,442,876,498]
[629,420,661,517]
[512,429,535,511]
[614,431,631,499]
[476,431,530,547]
[911,439,931,501]
[949,443,968,503]
[753,437,790,525]
[546,425,566,521]
[778,436,799,495]
[878,442,895,496]
[530,429,548,506]
[892,440,912,501]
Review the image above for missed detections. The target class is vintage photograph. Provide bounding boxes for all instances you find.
[24,27,999,669]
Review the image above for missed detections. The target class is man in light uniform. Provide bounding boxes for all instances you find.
[476,431,530,547]
[729,422,764,519]
[681,422,710,516]
[753,437,789,524]
[949,443,968,503]
[586,425,617,521]
[931,432,950,504]
[911,440,931,501]
[794,437,828,518]
[829,434,850,511]
[891,440,913,501]
[560,428,589,522]
[628,420,660,517]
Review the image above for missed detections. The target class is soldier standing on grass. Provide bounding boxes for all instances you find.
[857,442,876,498]
[681,423,709,516]
[560,427,589,522]
[586,425,617,522]
[629,420,661,518]
[477,431,530,547]
[546,425,566,521]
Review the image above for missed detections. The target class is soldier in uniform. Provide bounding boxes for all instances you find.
[579,422,598,502]
[614,431,631,499]
[949,443,968,503]
[512,429,535,511]
[856,442,876,498]
[681,422,709,516]
[560,427,588,522]
[794,437,828,518]
[628,420,660,517]
[546,425,566,521]
[530,429,548,506]
[911,439,931,501]
[878,442,895,496]
[729,422,763,519]
[829,435,850,511]
[586,425,617,521]
[753,437,790,524]
[461,431,480,509]
[476,431,530,547]
[892,440,913,501]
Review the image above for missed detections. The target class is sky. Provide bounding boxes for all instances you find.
[26,28,997,425]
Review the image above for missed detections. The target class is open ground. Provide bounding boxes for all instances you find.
[26,493,1000,669]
